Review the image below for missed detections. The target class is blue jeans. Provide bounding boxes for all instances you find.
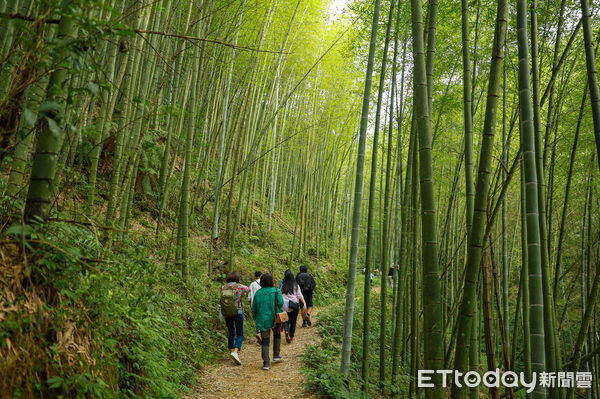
[225,313,244,350]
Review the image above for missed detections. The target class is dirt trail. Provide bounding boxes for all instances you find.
[189,312,320,399]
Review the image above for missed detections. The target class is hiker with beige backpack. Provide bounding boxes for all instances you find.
[219,271,250,365]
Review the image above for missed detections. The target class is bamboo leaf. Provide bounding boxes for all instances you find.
[38,101,62,115]
[46,117,61,137]
[23,108,37,126]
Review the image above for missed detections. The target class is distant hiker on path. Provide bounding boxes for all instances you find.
[281,269,306,343]
[296,265,316,327]
[249,270,263,344]
[388,265,397,290]
[251,273,284,370]
[219,271,250,365]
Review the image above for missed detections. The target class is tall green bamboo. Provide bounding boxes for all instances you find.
[24,12,76,222]
[211,0,245,245]
[530,3,559,393]
[451,0,508,395]
[572,164,595,399]
[516,0,547,396]
[379,0,397,384]
[520,164,532,399]
[360,0,395,389]
[580,0,600,170]
[84,31,121,214]
[391,30,408,395]
[461,0,474,233]
[553,84,586,304]
[6,77,46,198]
[501,46,510,381]
[460,1,478,395]
[176,30,202,281]
[340,0,381,378]
[409,0,444,395]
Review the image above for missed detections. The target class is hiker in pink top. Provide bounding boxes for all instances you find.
[280,269,306,343]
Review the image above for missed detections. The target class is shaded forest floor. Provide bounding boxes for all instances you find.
[189,311,321,399]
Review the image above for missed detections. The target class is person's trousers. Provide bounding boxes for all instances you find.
[225,313,244,350]
[301,290,313,308]
[283,308,299,338]
[260,326,281,366]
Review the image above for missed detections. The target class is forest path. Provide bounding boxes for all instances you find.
[189,310,321,399]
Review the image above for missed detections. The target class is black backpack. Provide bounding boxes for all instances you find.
[297,273,316,291]
[307,275,316,291]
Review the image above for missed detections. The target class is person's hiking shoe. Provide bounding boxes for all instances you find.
[230,351,242,365]
[263,363,270,370]
[285,331,291,344]
[273,356,283,363]
[302,320,307,328]
[256,333,262,345]
[290,337,294,342]
[306,315,312,326]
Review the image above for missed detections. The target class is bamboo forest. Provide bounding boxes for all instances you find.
[1,0,600,397]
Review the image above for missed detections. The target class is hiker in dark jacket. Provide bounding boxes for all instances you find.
[251,273,284,370]
[296,265,316,327]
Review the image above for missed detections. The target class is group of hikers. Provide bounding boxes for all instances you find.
[219,265,317,370]
[362,264,399,288]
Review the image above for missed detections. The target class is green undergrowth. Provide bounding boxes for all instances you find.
[302,275,411,398]
[0,218,223,398]
[0,195,350,397]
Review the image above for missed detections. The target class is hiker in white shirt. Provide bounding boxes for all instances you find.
[249,271,262,303]
[249,270,263,344]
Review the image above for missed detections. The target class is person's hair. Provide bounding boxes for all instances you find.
[299,265,308,273]
[254,270,262,278]
[226,271,240,283]
[281,269,297,295]
[260,273,274,287]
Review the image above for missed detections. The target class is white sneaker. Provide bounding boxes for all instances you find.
[230,351,242,365]
[263,364,270,370]
[273,356,283,363]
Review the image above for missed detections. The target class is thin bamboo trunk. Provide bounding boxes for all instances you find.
[451,0,508,395]
[340,0,381,377]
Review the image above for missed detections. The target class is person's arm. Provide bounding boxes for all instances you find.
[277,289,284,313]
[297,286,306,308]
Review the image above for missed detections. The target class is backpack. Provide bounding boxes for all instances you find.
[297,273,316,292]
[307,275,316,291]
[220,284,238,318]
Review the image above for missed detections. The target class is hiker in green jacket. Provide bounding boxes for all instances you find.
[251,273,284,370]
